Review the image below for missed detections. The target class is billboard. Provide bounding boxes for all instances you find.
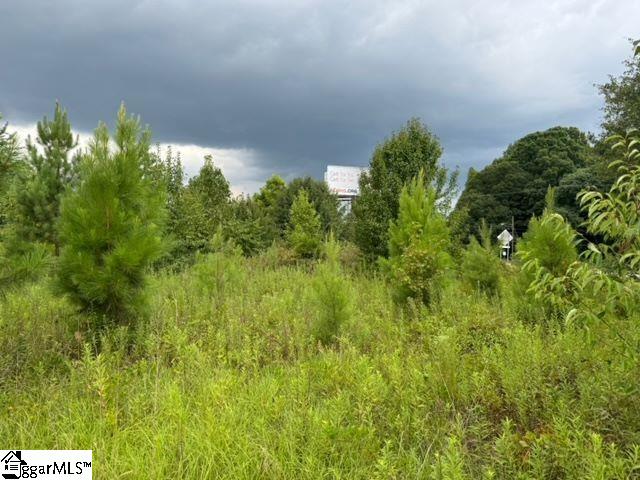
[324,165,367,196]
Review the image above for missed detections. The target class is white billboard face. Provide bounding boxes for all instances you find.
[325,165,366,196]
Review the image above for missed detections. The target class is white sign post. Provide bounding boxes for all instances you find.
[497,229,514,260]
[497,229,513,245]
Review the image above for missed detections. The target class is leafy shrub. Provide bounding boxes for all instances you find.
[382,171,452,305]
[56,105,166,325]
[312,233,352,346]
[579,129,640,273]
[338,241,364,272]
[251,242,297,270]
[460,220,501,296]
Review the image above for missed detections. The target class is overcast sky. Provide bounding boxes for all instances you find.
[1,0,638,194]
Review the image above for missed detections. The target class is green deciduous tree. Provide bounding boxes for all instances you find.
[554,161,617,230]
[598,39,640,137]
[579,130,640,274]
[56,104,166,324]
[225,195,272,256]
[255,174,286,211]
[353,118,457,261]
[253,174,287,244]
[287,189,322,258]
[455,126,601,240]
[382,170,452,305]
[517,134,640,332]
[187,154,230,234]
[274,176,342,239]
[158,146,185,233]
[163,154,230,259]
[16,103,78,254]
[151,146,197,265]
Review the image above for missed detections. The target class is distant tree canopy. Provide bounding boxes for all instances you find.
[164,154,231,257]
[454,126,611,238]
[353,118,457,261]
[225,195,273,256]
[255,175,286,211]
[187,154,231,230]
[273,176,342,238]
[598,39,640,137]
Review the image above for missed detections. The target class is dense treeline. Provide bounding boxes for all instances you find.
[0,41,639,478]
[0,42,639,312]
[454,41,640,242]
[454,126,612,237]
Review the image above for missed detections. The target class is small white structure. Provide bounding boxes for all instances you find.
[324,165,367,213]
[497,229,514,260]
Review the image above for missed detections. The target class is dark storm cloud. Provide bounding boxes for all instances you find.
[1,0,639,191]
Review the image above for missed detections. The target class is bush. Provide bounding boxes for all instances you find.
[254,242,298,269]
[338,241,364,272]
[382,171,452,305]
[312,233,352,346]
[56,105,166,325]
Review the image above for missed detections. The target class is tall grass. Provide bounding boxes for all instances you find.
[0,250,638,478]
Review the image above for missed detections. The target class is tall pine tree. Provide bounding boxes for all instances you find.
[16,103,77,254]
[57,104,166,324]
[0,115,20,230]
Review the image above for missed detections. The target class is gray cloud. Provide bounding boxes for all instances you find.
[1,0,638,192]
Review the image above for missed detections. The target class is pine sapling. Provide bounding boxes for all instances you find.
[312,232,352,346]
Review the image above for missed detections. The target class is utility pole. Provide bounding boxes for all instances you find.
[511,216,515,260]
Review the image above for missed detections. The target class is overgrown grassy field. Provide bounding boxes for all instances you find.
[1,251,639,479]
